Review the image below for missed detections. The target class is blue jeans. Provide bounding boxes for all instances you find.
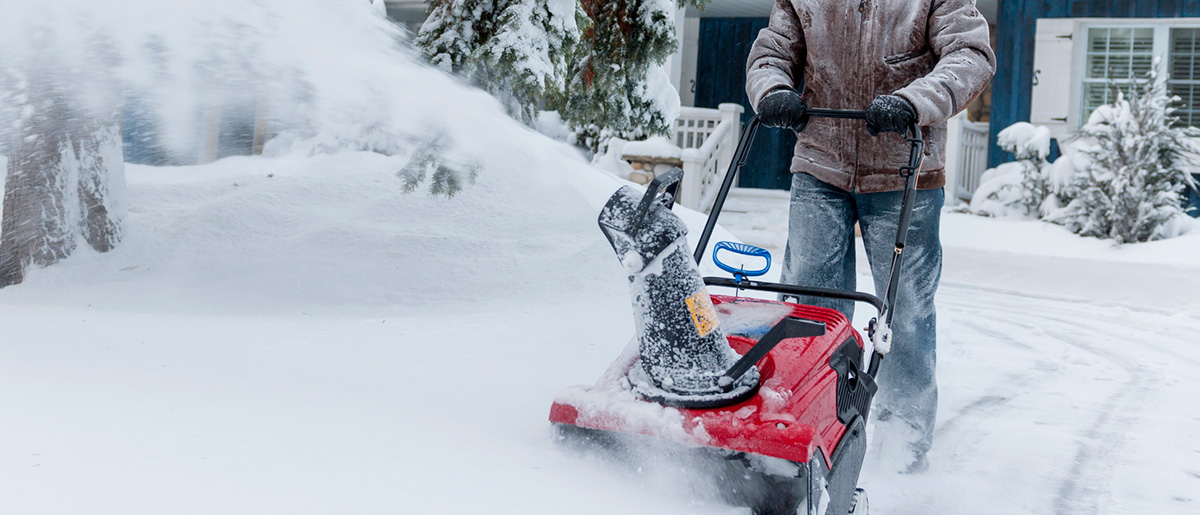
[781,172,943,454]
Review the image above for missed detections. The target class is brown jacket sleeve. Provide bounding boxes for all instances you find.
[895,0,997,125]
[745,0,807,112]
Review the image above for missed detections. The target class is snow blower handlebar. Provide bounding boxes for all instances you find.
[695,110,925,376]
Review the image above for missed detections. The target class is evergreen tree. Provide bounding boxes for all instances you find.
[560,0,682,153]
[1050,71,1199,244]
[415,0,579,125]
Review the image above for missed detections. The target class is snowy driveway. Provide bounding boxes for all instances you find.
[2,280,1198,514]
[861,284,1200,514]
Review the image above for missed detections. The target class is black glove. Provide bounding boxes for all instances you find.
[865,95,918,136]
[756,89,810,132]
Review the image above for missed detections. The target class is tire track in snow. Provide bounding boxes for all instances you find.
[1039,327,1153,515]
[939,286,1165,514]
[930,311,1070,453]
[931,394,1008,440]
[932,319,1039,442]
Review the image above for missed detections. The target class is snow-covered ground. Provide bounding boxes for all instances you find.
[2,1,1198,511]
[3,152,1199,514]
[0,149,747,514]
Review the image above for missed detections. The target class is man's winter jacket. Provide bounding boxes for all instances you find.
[746,0,996,193]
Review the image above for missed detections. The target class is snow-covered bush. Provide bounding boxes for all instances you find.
[1047,72,1199,244]
[415,0,580,126]
[969,122,1053,218]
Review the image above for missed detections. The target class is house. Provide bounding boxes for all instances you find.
[662,0,1200,209]
[993,1,1200,216]
[663,0,1000,203]
[121,91,266,167]
[995,1,1200,162]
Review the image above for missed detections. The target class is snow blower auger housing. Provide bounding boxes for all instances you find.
[551,110,925,515]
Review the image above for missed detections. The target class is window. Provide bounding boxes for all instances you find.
[1078,23,1200,128]
[1081,27,1154,123]
[1169,28,1200,127]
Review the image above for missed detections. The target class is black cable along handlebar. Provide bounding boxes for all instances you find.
[691,108,926,376]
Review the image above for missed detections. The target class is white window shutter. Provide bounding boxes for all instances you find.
[1030,18,1076,140]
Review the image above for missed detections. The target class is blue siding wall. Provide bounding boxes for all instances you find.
[989,0,1200,168]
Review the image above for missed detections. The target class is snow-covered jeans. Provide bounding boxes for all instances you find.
[781,172,943,455]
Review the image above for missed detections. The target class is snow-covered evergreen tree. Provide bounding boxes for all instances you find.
[560,0,682,153]
[415,0,580,126]
[1049,70,1199,244]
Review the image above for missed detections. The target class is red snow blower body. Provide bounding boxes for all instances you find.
[550,299,862,465]
[550,111,925,515]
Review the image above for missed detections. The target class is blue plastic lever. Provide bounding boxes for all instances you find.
[712,241,771,281]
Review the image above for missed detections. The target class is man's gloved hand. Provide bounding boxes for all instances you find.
[865,95,918,136]
[757,89,810,132]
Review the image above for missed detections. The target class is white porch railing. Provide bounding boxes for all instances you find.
[631,105,991,210]
[947,115,990,204]
[675,103,743,212]
[675,106,722,149]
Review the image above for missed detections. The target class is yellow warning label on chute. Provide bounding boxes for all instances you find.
[685,291,720,337]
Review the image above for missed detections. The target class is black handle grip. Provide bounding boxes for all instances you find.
[805,108,867,120]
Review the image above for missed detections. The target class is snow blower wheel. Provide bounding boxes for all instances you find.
[550,110,925,515]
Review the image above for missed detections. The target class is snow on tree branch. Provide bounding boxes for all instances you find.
[415,0,581,126]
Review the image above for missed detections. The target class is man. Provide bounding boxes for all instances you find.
[746,0,995,473]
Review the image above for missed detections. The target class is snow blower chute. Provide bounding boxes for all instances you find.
[550,110,925,515]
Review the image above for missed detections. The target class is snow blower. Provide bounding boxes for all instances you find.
[550,110,925,515]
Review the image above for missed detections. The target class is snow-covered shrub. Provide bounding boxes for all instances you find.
[969,122,1053,218]
[415,0,580,126]
[1047,71,1199,244]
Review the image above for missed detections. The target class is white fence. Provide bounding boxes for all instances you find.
[674,106,723,149]
[674,103,743,212]
[948,115,990,204]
